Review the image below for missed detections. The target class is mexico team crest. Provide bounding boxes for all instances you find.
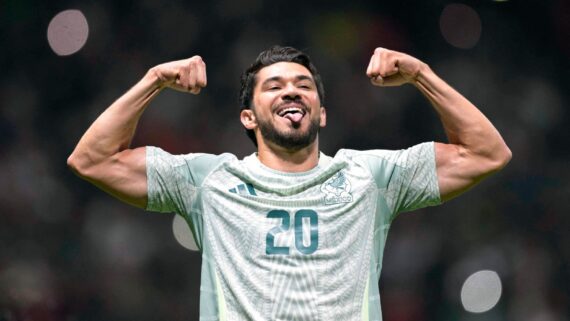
[321,171,353,205]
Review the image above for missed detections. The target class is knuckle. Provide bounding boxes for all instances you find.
[187,58,199,67]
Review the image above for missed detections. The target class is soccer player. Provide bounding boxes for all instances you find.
[68,46,511,320]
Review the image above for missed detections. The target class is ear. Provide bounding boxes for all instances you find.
[319,106,327,128]
[240,109,257,130]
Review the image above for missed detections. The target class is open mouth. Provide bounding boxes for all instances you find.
[276,105,306,123]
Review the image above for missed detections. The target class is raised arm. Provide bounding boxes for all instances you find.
[366,48,511,202]
[67,56,207,208]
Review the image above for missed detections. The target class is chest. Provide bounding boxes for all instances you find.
[200,169,378,260]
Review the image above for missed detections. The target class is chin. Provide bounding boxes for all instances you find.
[258,117,320,151]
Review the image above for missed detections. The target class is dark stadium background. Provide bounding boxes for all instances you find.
[1,0,569,320]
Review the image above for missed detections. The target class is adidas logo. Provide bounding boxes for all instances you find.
[229,183,257,196]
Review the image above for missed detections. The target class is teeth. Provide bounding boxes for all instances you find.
[278,107,304,116]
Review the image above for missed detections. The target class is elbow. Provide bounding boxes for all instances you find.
[67,153,84,176]
[68,150,117,180]
[67,152,95,178]
[502,146,513,167]
[497,144,512,169]
[488,144,512,173]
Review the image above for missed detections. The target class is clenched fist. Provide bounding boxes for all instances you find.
[151,55,207,94]
[366,48,425,87]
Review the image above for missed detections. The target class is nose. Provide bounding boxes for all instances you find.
[281,83,301,101]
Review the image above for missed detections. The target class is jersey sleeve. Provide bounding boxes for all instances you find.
[351,142,441,220]
[145,146,232,214]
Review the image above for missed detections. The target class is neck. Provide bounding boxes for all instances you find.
[256,138,320,173]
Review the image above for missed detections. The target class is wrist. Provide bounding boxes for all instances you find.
[412,62,432,85]
[146,66,167,90]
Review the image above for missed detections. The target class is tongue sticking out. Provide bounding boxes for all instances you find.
[283,112,303,123]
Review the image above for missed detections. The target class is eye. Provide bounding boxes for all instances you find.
[298,82,313,89]
[266,85,281,91]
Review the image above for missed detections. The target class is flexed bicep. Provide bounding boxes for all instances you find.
[68,55,208,209]
[70,147,148,208]
[434,142,506,202]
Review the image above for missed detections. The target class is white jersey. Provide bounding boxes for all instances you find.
[146,142,440,321]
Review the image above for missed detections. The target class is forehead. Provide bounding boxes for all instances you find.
[255,62,313,84]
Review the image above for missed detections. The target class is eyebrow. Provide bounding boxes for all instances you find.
[261,75,314,86]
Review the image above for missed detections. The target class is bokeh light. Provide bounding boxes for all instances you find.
[47,9,89,56]
[172,214,199,251]
[439,3,482,49]
[461,270,502,313]
[2,1,568,320]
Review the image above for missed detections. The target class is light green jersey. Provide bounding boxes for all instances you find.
[146,142,440,321]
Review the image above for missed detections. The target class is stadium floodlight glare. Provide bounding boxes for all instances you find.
[461,270,502,313]
[172,214,199,251]
[47,9,89,56]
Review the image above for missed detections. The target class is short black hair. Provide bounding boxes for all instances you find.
[239,45,325,146]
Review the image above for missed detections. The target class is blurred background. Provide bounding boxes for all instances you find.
[1,0,569,320]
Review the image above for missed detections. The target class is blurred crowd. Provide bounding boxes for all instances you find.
[1,0,568,320]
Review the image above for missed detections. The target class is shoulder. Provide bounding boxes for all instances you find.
[147,146,236,166]
[335,142,435,168]
[146,146,238,185]
[332,143,435,189]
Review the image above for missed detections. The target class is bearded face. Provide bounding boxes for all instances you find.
[241,62,326,151]
[253,101,321,151]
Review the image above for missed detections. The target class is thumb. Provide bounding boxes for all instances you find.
[370,75,384,86]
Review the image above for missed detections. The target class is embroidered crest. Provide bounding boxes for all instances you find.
[321,171,353,205]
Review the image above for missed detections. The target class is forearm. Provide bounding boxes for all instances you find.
[68,69,162,171]
[366,47,511,200]
[412,64,511,163]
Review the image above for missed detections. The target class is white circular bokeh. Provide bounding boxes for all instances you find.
[47,9,89,56]
[172,214,199,251]
[439,3,482,49]
[461,270,502,313]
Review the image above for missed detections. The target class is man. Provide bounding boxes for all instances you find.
[68,46,511,320]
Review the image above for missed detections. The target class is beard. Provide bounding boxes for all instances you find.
[256,112,320,151]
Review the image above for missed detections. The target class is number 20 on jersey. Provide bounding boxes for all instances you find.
[266,209,318,255]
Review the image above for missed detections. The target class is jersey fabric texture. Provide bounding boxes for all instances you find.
[146,142,441,321]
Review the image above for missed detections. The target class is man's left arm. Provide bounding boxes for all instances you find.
[366,48,512,202]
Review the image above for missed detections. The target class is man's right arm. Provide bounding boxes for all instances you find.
[67,56,207,208]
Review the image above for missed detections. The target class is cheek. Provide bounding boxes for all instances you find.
[308,92,321,106]
[254,92,275,108]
